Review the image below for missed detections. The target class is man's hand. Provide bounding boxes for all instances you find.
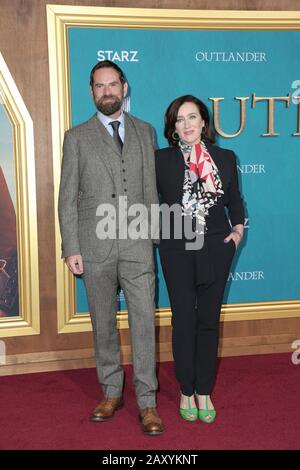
[65,254,84,275]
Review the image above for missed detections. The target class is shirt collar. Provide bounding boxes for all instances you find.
[97,110,125,129]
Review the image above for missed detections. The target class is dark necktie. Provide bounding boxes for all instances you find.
[109,121,123,153]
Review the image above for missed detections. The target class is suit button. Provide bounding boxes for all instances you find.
[123,179,126,182]
[124,189,127,192]
[122,169,125,172]
[121,160,125,163]
[112,194,116,198]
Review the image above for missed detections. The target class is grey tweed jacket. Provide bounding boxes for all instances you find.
[58,113,158,261]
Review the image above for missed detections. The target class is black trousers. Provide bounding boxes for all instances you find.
[159,234,235,396]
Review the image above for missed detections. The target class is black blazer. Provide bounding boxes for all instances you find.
[155,142,245,247]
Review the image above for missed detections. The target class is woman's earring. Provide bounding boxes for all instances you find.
[172,130,179,140]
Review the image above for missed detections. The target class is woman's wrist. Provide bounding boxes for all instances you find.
[231,229,243,239]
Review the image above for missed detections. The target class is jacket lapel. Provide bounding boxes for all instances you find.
[205,140,221,167]
[174,146,185,199]
[86,116,118,180]
[122,114,132,155]
[124,113,144,156]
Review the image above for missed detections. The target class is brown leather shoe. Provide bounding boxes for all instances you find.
[139,407,164,435]
[90,397,123,422]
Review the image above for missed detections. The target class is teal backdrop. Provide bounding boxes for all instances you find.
[68,28,300,313]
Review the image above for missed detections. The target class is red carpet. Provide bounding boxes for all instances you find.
[1,353,299,450]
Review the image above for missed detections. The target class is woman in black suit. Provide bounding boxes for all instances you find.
[155,95,245,423]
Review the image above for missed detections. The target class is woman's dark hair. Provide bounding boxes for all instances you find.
[90,60,127,86]
[164,95,215,146]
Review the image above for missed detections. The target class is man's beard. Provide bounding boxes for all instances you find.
[95,95,123,116]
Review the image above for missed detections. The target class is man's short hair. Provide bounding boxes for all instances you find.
[90,60,127,86]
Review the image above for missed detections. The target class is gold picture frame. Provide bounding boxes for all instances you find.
[47,5,300,334]
[0,53,40,338]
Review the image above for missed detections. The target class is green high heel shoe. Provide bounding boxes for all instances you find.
[198,396,217,424]
[180,395,198,422]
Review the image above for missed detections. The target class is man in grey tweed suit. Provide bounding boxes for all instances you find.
[58,61,164,435]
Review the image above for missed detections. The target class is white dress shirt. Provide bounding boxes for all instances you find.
[97,110,125,143]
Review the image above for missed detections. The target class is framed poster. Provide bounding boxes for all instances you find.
[47,6,300,333]
[0,53,40,338]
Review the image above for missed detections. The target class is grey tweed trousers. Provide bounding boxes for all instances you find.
[82,240,158,409]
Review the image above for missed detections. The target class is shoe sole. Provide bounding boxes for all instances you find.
[142,429,164,436]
